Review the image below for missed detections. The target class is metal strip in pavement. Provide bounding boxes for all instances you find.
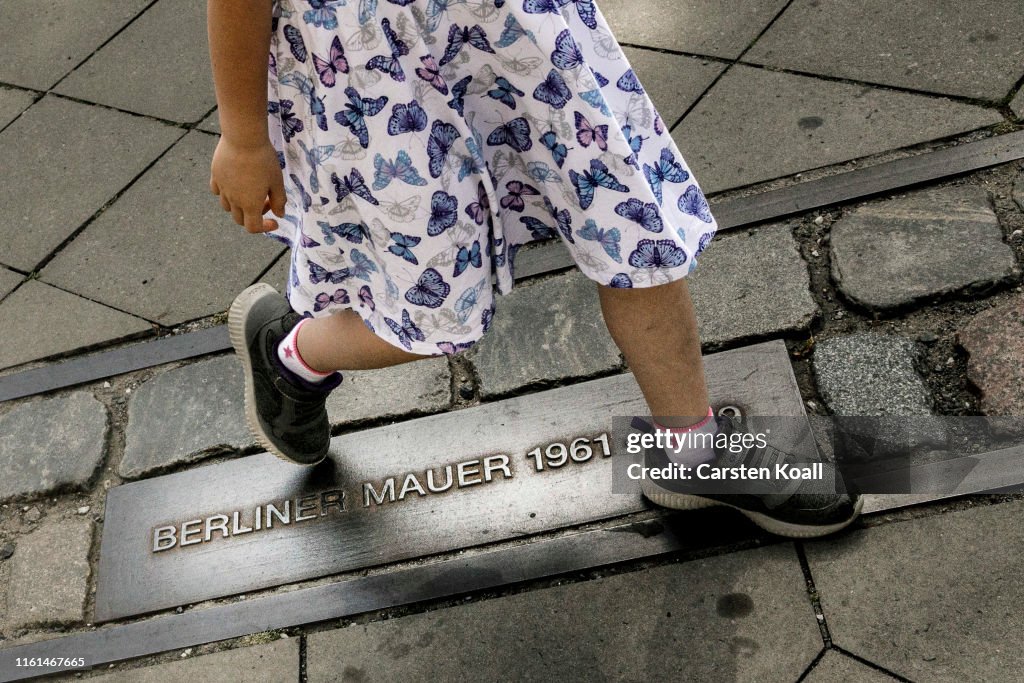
[2,129,1022,402]
[858,443,1024,514]
[4,487,1024,682]
[0,325,228,402]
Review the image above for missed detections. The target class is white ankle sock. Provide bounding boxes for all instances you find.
[653,408,718,466]
[277,319,335,383]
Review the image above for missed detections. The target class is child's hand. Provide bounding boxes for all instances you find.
[210,137,287,233]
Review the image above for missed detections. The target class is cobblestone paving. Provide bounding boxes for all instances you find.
[829,185,1018,312]
[958,294,1024,416]
[0,1,1022,680]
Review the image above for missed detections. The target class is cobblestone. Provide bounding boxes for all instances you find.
[2,516,93,630]
[1010,87,1024,122]
[1013,172,1024,213]
[465,270,621,399]
[814,333,931,416]
[829,185,1018,311]
[120,355,253,479]
[0,391,108,501]
[326,357,452,426]
[957,294,1024,416]
[120,352,452,478]
[812,333,945,457]
[689,225,818,345]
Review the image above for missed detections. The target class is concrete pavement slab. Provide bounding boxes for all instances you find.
[689,225,818,345]
[465,270,621,399]
[54,0,215,123]
[746,0,1024,101]
[0,390,109,501]
[673,65,1002,193]
[599,0,789,60]
[257,252,290,292]
[197,109,221,135]
[803,651,900,683]
[0,87,35,130]
[0,95,181,272]
[0,280,151,370]
[805,499,1024,682]
[120,355,253,479]
[40,132,282,326]
[0,267,22,300]
[621,47,725,126]
[2,516,93,631]
[307,544,821,683]
[957,294,1024,416]
[829,186,1018,311]
[65,638,298,682]
[0,0,151,90]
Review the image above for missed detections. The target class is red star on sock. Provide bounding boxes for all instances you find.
[283,345,294,359]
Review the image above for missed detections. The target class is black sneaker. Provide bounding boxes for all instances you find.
[228,284,342,465]
[631,413,862,538]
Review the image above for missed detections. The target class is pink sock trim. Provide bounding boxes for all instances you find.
[653,407,715,433]
[284,319,333,377]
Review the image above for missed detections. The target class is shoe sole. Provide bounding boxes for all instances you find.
[228,283,327,467]
[641,478,863,539]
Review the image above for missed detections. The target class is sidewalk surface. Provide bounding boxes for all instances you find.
[0,1,1023,681]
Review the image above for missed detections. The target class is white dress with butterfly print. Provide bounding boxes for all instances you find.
[265,0,718,356]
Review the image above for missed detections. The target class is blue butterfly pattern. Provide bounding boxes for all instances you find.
[265,0,716,355]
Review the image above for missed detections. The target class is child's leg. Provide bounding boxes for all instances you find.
[295,309,431,372]
[602,278,862,536]
[597,279,710,427]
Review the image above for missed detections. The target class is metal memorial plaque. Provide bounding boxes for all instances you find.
[95,341,805,621]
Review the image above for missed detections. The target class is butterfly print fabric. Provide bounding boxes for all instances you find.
[266,0,717,355]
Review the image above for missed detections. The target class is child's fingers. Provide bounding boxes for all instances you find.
[243,208,265,234]
[269,176,287,217]
[260,199,280,231]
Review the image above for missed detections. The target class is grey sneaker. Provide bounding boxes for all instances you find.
[229,284,342,465]
[632,414,862,538]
